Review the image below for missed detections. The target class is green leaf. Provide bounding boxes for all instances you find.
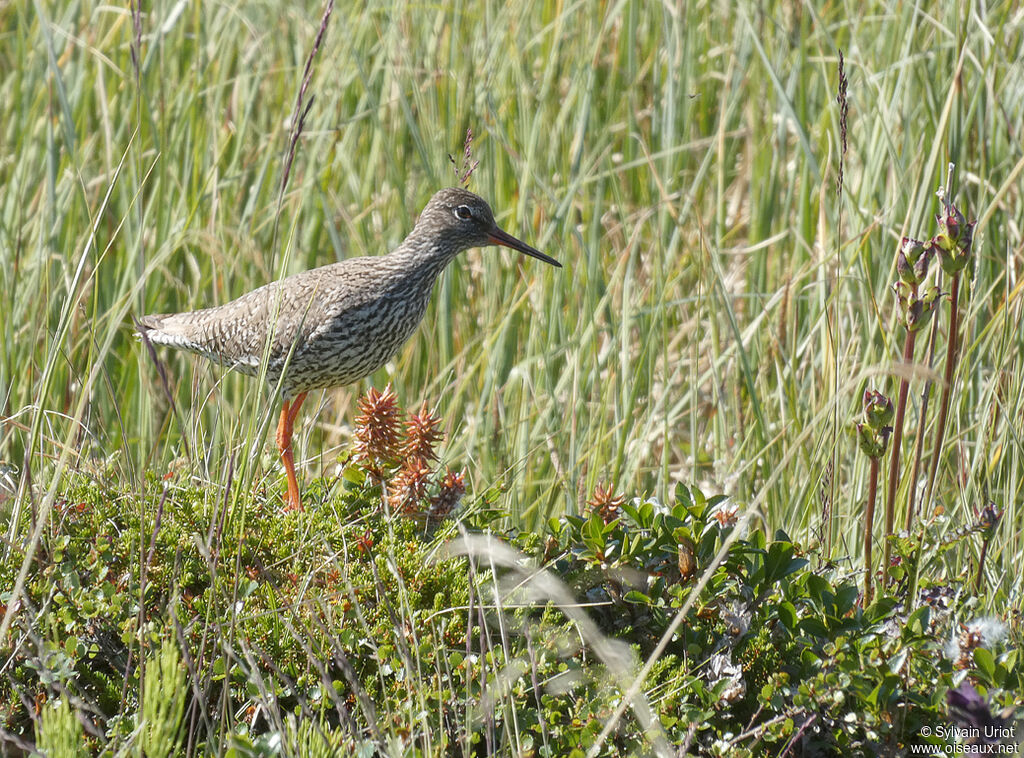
[624,589,652,604]
[973,647,996,682]
[835,584,859,614]
[804,574,832,605]
[887,649,908,674]
[776,601,798,630]
[904,606,931,636]
[342,464,366,485]
[863,597,899,623]
[674,482,693,508]
[799,617,829,637]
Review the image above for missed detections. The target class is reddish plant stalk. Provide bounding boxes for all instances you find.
[883,328,917,584]
[905,316,940,531]
[925,274,961,509]
[974,530,991,595]
[864,457,880,603]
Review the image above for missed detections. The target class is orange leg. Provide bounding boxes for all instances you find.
[275,392,307,511]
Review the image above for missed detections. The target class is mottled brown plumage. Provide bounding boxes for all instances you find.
[138,187,559,510]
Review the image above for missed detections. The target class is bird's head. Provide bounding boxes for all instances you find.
[417,187,561,267]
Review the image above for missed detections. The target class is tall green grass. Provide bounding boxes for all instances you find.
[1,0,1022,598]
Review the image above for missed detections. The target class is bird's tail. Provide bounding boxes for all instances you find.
[133,313,203,352]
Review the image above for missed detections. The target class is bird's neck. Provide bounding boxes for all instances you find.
[389,230,464,282]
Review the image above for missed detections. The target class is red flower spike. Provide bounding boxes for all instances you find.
[404,403,444,466]
[586,482,626,524]
[388,460,432,516]
[430,468,467,519]
[354,385,404,469]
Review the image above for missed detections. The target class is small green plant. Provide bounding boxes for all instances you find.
[139,640,186,758]
[34,697,83,758]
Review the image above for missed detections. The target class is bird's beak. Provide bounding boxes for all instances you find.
[487,227,561,268]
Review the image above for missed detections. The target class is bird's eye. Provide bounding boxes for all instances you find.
[454,205,473,221]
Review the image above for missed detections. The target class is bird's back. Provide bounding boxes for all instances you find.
[137,254,437,395]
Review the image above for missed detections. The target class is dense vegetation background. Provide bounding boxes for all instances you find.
[1,0,1021,755]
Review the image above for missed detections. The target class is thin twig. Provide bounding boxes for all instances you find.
[779,713,818,757]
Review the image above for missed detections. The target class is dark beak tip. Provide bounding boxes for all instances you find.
[488,228,561,268]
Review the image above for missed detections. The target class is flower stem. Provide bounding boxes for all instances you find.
[975,529,991,595]
[905,315,940,532]
[925,274,961,509]
[883,328,916,585]
[864,457,880,603]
